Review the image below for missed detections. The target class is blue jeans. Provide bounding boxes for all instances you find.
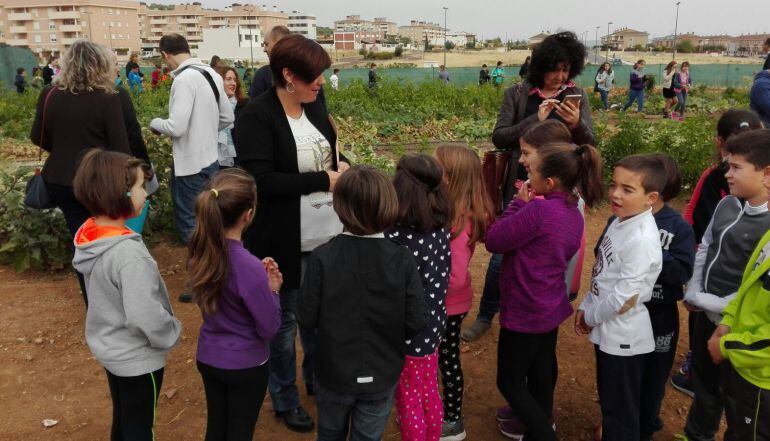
[316,382,395,441]
[269,253,316,412]
[171,161,219,243]
[476,253,502,323]
[623,89,645,112]
[599,89,610,110]
[675,90,688,116]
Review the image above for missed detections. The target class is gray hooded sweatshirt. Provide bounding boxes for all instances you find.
[73,231,181,377]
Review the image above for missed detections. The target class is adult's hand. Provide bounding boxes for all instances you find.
[327,170,342,192]
[537,99,558,121]
[337,161,350,173]
[150,127,161,136]
[555,100,580,130]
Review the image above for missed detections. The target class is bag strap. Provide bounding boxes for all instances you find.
[38,87,57,163]
[177,65,220,104]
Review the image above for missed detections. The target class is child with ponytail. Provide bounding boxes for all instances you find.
[486,143,604,440]
[433,145,495,441]
[386,154,453,441]
[188,168,283,441]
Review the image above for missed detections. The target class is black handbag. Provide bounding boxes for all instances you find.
[24,88,56,209]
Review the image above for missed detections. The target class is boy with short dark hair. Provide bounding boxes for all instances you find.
[577,154,664,441]
[14,67,26,94]
[683,129,770,441]
[710,132,770,441]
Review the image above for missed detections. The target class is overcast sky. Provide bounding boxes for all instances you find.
[155,0,768,41]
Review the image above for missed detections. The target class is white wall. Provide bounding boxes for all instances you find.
[198,27,268,63]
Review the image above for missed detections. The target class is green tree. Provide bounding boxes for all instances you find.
[677,40,695,53]
[400,36,412,45]
[444,41,456,50]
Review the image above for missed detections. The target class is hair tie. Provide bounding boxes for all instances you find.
[400,167,440,192]
[574,144,586,155]
[210,188,219,198]
[739,122,750,129]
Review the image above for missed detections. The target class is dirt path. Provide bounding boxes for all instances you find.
[0,201,720,440]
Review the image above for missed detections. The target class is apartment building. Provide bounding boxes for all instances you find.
[288,10,316,40]
[735,33,770,56]
[601,27,649,50]
[398,20,442,46]
[0,0,140,61]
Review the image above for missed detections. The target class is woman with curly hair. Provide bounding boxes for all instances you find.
[464,31,595,344]
[30,40,131,305]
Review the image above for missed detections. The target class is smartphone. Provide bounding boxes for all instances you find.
[562,94,581,106]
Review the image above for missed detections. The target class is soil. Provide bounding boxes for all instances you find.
[0,200,724,440]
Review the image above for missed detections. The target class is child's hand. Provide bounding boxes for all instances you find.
[262,258,283,293]
[707,326,729,364]
[517,180,532,202]
[574,310,591,335]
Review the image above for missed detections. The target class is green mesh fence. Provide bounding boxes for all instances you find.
[0,45,39,90]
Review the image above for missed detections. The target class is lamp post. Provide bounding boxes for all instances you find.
[605,21,613,61]
[595,26,599,50]
[672,1,681,60]
[248,9,254,67]
[108,24,113,49]
[442,6,448,66]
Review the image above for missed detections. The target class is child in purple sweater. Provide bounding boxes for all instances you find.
[187,168,283,441]
[486,142,604,440]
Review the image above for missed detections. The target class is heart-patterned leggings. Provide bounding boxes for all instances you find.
[439,313,467,422]
[394,351,443,441]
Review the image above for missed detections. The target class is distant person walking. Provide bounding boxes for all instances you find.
[518,56,531,79]
[369,63,378,89]
[14,68,26,93]
[479,64,491,85]
[438,65,450,84]
[492,61,505,87]
[329,68,340,90]
[623,59,647,112]
[595,62,614,110]
[673,61,692,120]
[661,60,679,118]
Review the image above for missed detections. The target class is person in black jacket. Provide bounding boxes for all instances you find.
[519,56,531,79]
[298,165,427,441]
[234,34,350,434]
[248,25,290,100]
[479,64,491,85]
[14,67,26,93]
[42,56,58,85]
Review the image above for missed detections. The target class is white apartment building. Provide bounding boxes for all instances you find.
[288,10,316,40]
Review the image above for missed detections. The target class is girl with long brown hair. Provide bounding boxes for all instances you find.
[662,60,679,118]
[433,144,495,439]
[188,168,283,441]
[214,66,248,167]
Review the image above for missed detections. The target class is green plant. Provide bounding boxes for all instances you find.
[0,167,70,271]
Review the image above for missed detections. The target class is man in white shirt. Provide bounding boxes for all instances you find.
[150,34,234,301]
[329,68,340,91]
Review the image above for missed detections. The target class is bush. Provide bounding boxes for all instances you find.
[394,45,404,57]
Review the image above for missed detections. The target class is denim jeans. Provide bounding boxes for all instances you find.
[599,89,610,110]
[623,88,645,112]
[476,253,502,323]
[675,90,688,116]
[316,382,395,441]
[170,161,219,244]
[47,183,91,305]
[268,253,316,412]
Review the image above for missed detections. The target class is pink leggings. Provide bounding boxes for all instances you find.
[394,352,444,441]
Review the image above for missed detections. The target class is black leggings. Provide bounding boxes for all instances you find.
[197,361,269,441]
[497,327,558,441]
[440,313,467,422]
[106,368,164,441]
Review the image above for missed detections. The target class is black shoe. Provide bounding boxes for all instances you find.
[671,373,694,398]
[306,383,315,396]
[178,293,193,303]
[276,406,314,433]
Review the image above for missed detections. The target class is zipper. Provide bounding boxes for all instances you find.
[704,198,744,292]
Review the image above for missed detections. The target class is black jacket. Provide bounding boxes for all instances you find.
[234,87,346,288]
[42,66,54,85]
[115,86,150,164]
[297,234,428,395]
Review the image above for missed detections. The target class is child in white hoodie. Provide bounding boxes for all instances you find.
[72,149,181,440]
[577,154,663,441]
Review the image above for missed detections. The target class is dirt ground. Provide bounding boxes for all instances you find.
[0,200,723,441]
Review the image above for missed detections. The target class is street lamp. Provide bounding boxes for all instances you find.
[605,21,613,61]
[442,6,448,66]
[248,8,254,67]
[595,26,600,50]
[672,1,681,60]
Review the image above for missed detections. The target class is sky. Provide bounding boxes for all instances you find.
[152,0,769,42]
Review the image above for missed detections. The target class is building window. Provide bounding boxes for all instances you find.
[50,33,57,43]
[48,22,56,30]
[116,10,121,15]
[33,21,40,30]
[34,34,42,43]
[108,9,113,15]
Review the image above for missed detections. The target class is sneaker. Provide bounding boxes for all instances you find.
[678,351,692,376]
[671,373,695,398]
[178,292,193,303]
[496,405,515,422]
[275,406,314,433]
[440,418,467,441]
[461,319,491,342]
[499,417,527,440]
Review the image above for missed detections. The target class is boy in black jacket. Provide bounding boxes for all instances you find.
[298,166,427,441]
[640,154,696,440]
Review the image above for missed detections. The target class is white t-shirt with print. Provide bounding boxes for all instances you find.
[287,111,344,252]
[330,74,339,90]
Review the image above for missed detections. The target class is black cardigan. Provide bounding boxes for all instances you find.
[234,87,346,289]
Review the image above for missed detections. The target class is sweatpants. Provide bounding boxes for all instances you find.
[197,361,269,441]
[498,328,558,441]
[724,362,770,441]
[105,367,164,441]
[684,313,723,441]
[439,313,467,422]
[595,346,646,441]
[640,303,679,440]
[395,352,443,441]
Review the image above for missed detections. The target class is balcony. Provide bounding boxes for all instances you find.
[59,24,82,32]
[7,12,33,21]
[9,26,27,34]
[6,38,29,45]
[208,19,228,26]
[151,27,164,33]
[48,10,80,20]
[145,35,162,42]
[238,19,258,26]
[150,18,168,25]
[61,37,77,45]
[178,18,199,24]
[187,34,203,41]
